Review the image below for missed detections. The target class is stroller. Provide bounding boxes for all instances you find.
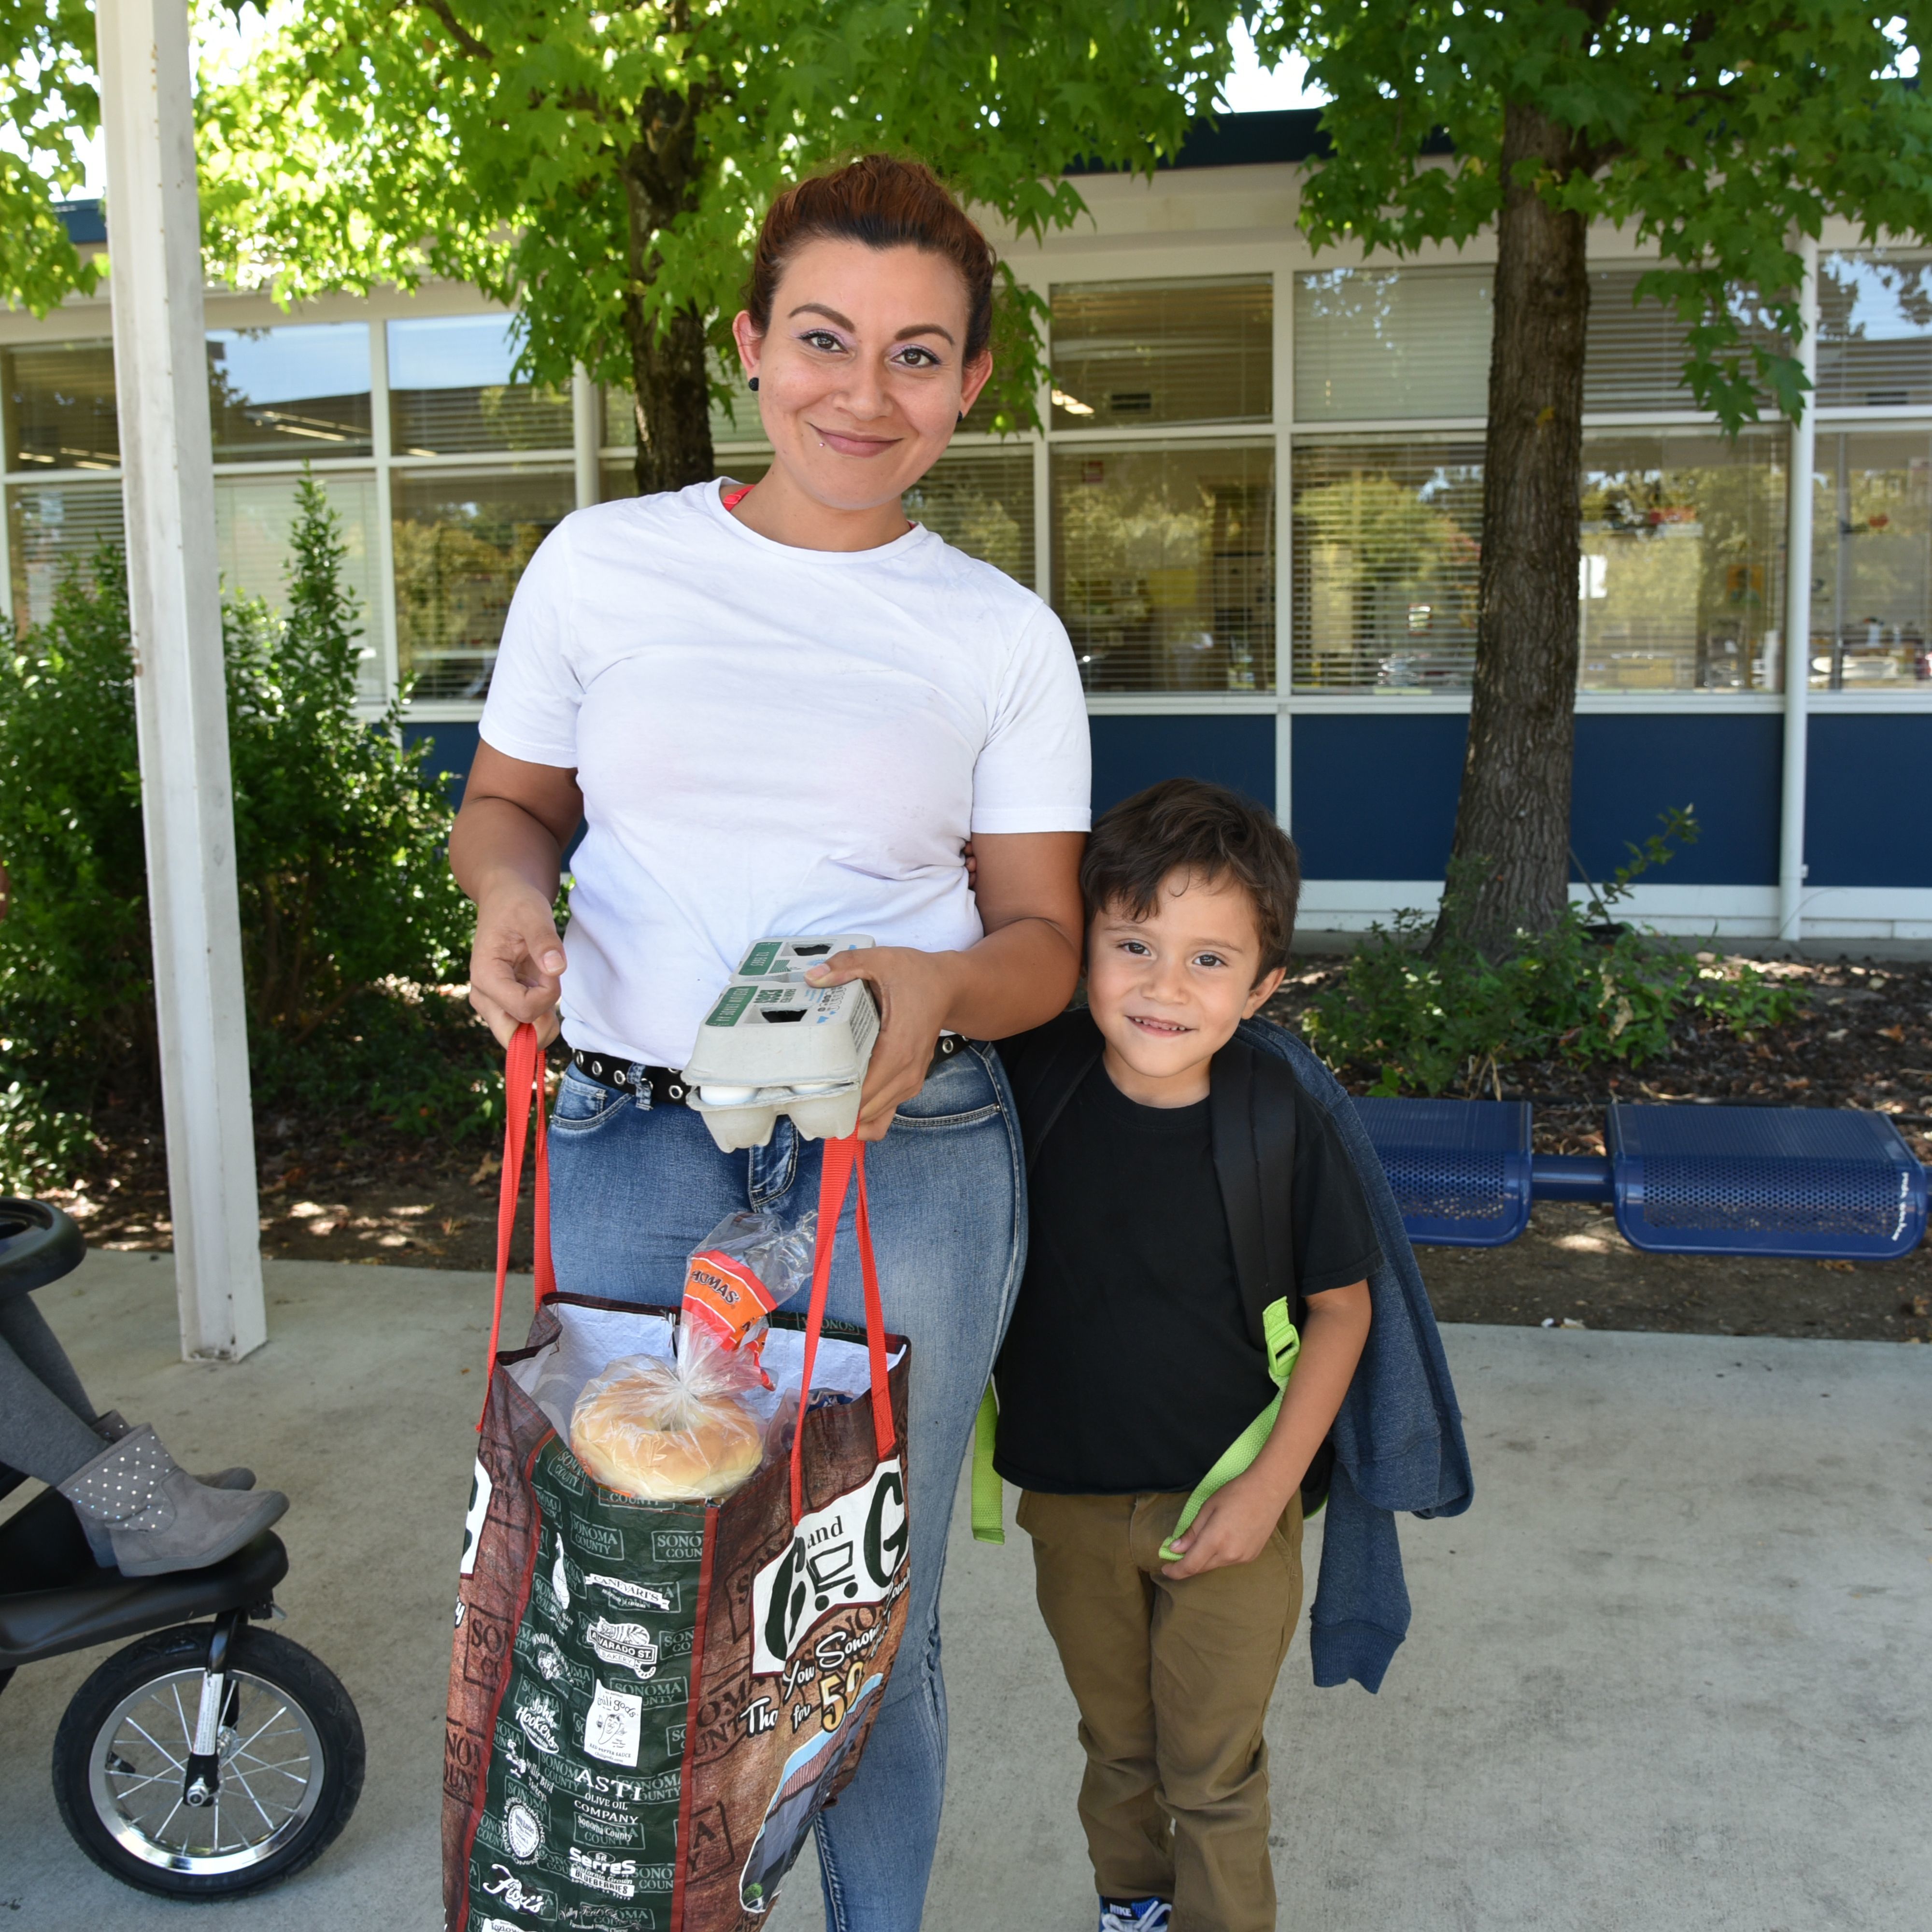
[0,1198,365,1899]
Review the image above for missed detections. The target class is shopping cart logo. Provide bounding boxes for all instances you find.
[749,1460,906,1674]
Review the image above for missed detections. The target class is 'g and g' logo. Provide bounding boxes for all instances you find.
[751,1461,906,1674]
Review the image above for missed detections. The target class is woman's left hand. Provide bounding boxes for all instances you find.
[803,947,962,1143]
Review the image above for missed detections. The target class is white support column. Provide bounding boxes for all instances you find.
[1778,235,1819,945]
[1272,252,1294,830]
[368,315,401,706]
[572,367,600,511]
[99,0,266,1360]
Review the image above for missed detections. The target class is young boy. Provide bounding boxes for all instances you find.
[993,778,1380,1932]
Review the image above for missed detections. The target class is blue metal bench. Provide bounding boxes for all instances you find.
[1350,1098,1532,1248]
[1352,1096,1929,1262]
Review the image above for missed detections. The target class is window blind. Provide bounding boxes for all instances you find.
[1052,443,1274,692]
[1585,269,1787,413]
[391,467,573,701]
[1292,265,1789,422]
[1817,254,1932,409]
[214,473,388,702]
[1293,269,1490,423]
[1290,438,1484,689]
[1051,278,1272,429]
[1579,428,1786,691]
[206,325,372,462]
[1808,428,1932,687]
[1291,428,1786,693]
[6,481,125,630]
[605,350,759,452]
[904,450,1035,586]
[388,317,571,457]
[4,341,119,470]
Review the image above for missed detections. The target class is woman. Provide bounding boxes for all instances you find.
[451,156,1090,1932]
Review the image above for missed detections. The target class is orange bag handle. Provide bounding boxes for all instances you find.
[789,1136,896,1522]
[487,1028,895,1510]
[483,1022,556,1427]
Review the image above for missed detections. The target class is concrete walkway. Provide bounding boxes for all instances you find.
[2,1251,1928,1931]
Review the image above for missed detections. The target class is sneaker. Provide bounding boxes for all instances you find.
[1099,1902,1171,1932]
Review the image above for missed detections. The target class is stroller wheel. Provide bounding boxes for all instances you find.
[52,1620,365,1898]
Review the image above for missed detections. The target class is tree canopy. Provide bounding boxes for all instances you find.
[0,0,101,312]
[1254,1,1932,948]
[192,0,1258,481]
[1266,1,1932,426]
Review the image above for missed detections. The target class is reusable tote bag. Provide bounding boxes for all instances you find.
[444,1024,913,1932]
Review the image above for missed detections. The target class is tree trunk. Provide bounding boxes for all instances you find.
[619,79,715,496]
[1432,100,1591,954]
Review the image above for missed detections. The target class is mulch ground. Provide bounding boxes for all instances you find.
[43,955,1932,1345]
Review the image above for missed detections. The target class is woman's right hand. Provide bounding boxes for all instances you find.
[469,880,568,1048]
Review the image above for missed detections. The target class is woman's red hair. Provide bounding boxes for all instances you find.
[745,155,996,363]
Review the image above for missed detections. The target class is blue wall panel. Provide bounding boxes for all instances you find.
[1571,714,1779,887]
[403,707,1928,892]
[402,722,481,805]
[1293,710,1783,885]
[1805,713,1932,888]
[1088,714,1276,817]
[1291,713,1465,879]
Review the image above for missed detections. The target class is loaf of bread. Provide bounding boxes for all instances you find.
[570,1353,765,1501]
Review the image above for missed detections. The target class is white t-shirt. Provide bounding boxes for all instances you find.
[480,479,1092,1066]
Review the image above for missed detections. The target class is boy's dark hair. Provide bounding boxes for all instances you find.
[1081,779,1302,978]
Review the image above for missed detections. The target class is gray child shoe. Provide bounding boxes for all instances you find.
[71,1412,257,1568]
[59,1424,287,1578]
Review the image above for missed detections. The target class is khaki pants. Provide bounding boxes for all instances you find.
[1017,1488,1303,1932]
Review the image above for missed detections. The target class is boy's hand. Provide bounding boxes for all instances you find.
[1161,1466,1295,1580]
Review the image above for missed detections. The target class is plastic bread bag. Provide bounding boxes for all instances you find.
[681,1209,818,1375]
[569,1320,771,1502]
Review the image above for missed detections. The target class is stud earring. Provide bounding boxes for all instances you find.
[957,411,966,425]
[748,376,759,392]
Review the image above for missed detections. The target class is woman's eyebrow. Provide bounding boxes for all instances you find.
[787,301,955,346]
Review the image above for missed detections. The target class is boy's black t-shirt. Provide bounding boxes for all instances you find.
[994,1057,1382,1496]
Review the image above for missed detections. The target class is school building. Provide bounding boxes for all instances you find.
[5,111,1928,942]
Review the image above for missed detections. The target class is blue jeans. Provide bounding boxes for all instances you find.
[546,1043,1025,1932]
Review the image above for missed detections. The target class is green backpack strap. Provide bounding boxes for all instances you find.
[971,1383,1005,1544]
[974,1301,1302,1557]
[1157,1297,1300,1564]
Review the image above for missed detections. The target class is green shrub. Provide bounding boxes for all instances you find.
[1303,816,1801,1095]
[0,475,485,1190]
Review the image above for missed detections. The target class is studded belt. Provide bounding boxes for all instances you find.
[566,1033,966,1107]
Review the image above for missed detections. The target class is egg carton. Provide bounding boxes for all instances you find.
[682,936,880,1151]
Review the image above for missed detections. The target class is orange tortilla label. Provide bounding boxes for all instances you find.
[682,1250,779,1348]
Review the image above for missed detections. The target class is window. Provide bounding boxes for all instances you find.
[904,450,1035,586]
[1291,428,1786,693]
[1053,444,1274,691]
[599,450,1032,584]
[1817,254,1932,410]
[604,352,758,455]
[206,324,371,461]
[1051,278,1271,429]
[388,316,571,456]
[1292,264,1790,423]
[1579,429,1786,691]
[1291,439,1483,689]
[392,468,573,700]
[4,340,118,469]
[214,473,387,701]
[1585,269,1786,415]
[5,480,124,628]
[600,456,769,502]
[1809,430,1932,686]
[1293,269,1489,424]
